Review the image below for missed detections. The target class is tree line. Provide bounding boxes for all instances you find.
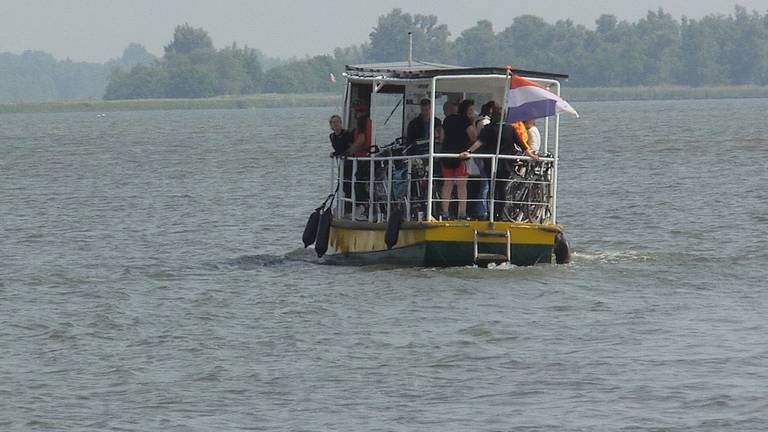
[102,23,357,99]
[3,6,767,103]
[301,5,768,88]
[106,6,768,99]
[0,44,153,102]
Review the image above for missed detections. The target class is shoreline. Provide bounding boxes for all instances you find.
[0,93,341,114]
[564,85,768,102]
[2,86,767,114]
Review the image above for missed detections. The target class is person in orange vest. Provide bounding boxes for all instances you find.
[349,100,373,220]
[349,100,372,156]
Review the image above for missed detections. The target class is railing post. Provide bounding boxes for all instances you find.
[386,159,392,222]
[351,159,357,218]
[427,77,437,220]
[330,156,336,195]
[368,158,375,223]
[552,82,561,224]
[338,158,345,217]
[406,159,412,221]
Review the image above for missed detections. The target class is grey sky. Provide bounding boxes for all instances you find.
[0,0,764,63]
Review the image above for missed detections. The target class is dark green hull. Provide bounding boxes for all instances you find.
[425,241,553,267]
[323,241,553,267]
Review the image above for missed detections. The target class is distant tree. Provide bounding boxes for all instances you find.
[0,51,58,101]
[211,43,264,94]
[99,7,768,99]
[263,54,343,93]
[166,66,216,98]
[252,48,289,71]
[455,20,498,66]
[722,6,768,85]
[120,43,156,69]
[633,8,681,84]
[164,24,214,56]
[333,44,367,65]
[103,64,167,99]
[53,59,110,99]
[595,14,618,36]
[240,46,264,93]
[164,49,217,98]
[678,15,729,85]
[104,24,265,99]
[367,9,453,63]
[496,15,552,70]
[546,20,590,82]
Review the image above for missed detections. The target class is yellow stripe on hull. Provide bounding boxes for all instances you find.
[329,220,561,255]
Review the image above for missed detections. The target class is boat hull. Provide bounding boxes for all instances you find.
[324,219,560,267]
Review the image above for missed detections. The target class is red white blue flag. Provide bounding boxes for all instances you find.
[505,75,579,123]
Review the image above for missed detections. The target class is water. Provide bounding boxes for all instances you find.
[1,100,766,431]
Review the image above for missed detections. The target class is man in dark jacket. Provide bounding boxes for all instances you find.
[406,98,441,148]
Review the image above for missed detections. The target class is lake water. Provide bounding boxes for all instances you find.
[1,99,767,431]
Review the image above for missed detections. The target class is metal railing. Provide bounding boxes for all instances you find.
[330,151,555,224]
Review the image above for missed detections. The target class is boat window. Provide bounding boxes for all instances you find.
[373,92,405,149]
[348,83,371,129]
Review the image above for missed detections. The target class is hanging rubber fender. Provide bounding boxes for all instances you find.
[384,209,403,250]
[314,207,333,258]
[554,232,572,264]
[302,208,322,248]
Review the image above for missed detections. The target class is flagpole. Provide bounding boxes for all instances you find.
[489,68,512,224]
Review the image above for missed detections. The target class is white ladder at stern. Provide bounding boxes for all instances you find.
[473,229,511,266]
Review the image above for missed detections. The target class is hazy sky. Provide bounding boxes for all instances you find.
[1,0,764,62]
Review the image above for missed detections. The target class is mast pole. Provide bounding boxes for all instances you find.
[408,31,413,67]
[489,70,512,224]
[427,77,437,220]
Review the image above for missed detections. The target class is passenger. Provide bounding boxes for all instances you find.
[461,103,539,220]
[524,118,541,154]
[439,99,477,219]
[462,103,540,176]
[510,120,539,163]
[328,114,352,156]
[475,101,494,129]
[349,100,372,156]
[406,98,441,153]
[349,100,373,220]
[443,100,458,117]
[465,101,495,219]
[328,114,353,213]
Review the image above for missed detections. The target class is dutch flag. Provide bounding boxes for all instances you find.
[505,74,579,123]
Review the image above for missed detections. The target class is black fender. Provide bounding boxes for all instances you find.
[302,208,322,248]
[384,209,403,249]
[554,232,572,264]
[314,207,333,258]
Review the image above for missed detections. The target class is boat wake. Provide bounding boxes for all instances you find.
[220,248,319,269]
[571,250,655,264]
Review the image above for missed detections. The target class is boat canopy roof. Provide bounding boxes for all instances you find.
[345,61,569,81]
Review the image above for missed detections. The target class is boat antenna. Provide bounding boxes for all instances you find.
[383,98,402,126]
[408,31,413,67]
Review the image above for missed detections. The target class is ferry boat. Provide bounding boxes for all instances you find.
[304,60,576,267]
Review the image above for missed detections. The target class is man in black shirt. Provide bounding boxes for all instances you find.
[406,98,441,150]
[328,114,354,215]
[460,102,540,220]
[328,114,352,156]
[461,103,539,176]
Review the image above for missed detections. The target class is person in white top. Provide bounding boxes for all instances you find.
[524,119,541,154]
